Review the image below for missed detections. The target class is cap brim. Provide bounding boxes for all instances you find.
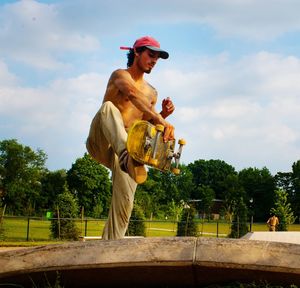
[145,46,169,59]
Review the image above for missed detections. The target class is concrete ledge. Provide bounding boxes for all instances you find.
[0,237,300,287]
[242,231,300,244]
[78,235,144,241]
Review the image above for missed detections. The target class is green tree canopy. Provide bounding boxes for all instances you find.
[270,189,296,231]
[0,139,47,215]
[67,153,111,217]
[135,169,168,218]
[229,197,249,238]
[193,185,215,218]
[177,206,198,237]
[238,167,275,222]
[291,160,300,221]
[50,187,80,240]
[127,203,146,237]
[188,159,236,199]
[39,169,68,212]
[136,165,193,219]
[221,174,246,222]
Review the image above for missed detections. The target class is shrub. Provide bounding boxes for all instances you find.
[229,197,249,238]
[177,206,198,236]
[127,204,146,237]
[50,189,80,240]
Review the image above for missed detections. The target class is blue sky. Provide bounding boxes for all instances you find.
[1,0,300,175]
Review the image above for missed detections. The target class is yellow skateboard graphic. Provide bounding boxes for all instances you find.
[126,120,186,174]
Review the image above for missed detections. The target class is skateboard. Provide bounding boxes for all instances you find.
[126,120,186,174]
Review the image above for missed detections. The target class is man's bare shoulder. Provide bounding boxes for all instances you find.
[109,69,130,81]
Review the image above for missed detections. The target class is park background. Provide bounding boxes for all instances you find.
[1,139,299,244]
[1,0,300,243]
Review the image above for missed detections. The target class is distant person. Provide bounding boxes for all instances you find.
[267,214,279,231]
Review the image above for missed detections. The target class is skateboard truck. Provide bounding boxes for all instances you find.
[171,139,186,175]
[148,124,186,175]
[149,124,164,166]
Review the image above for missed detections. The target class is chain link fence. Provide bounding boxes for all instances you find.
[1,216,299,242]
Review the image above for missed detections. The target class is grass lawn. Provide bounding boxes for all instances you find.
[1,217,300,246]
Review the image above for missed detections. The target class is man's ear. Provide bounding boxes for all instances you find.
[134,48,139,57]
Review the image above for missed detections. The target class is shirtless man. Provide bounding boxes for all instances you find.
[86,36,175,240]
[267,214,279,231]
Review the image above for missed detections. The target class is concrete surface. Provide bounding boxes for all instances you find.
[0,237,300,287]
[242,231,300,244]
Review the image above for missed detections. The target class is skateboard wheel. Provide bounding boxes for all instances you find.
[155,124,164,132]
[149,158,158,166]
[171,167,180,175]
[178,139,186,145]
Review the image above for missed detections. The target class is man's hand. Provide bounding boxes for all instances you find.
[154,114,175,142]
[163,120,175,142]
[160,97,175,119]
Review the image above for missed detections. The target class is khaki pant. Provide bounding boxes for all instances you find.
[269,225,276,232]
[86,101,137,240]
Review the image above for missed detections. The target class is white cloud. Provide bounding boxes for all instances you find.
[54,0,300,41]
[154,51,300,173]
[194,0,300,40]
[0,61,18,86]
[0,0,100,69]
[1,49,300,173]
[2,0,300,71]
[1,0,300,174]
[0,70,106,166]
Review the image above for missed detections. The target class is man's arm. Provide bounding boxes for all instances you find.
[113,70,162,123]
[160,97,175,119]
[113,70,174,141]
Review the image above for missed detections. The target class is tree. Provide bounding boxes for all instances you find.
[238,167,275,222]
[135,173,164,218]
[188,159,236,199]
[135,165,193,219]
[194,185,215,219]
[39,169,68,214]
[275,172,293,195]
[270,189,296,231]
[50,188,80,240]
[167,199,184,222]
[0,201,5,241]
[221,174,246,223]
[127,203,146,237]
[160,164,193,204]
[177,206,198,236]
[291,160,300,223]
[229,197,249,238]
[67,153,111,217]
[0,139,47,215]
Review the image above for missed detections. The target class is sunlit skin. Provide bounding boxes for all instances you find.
[103,48,175,141]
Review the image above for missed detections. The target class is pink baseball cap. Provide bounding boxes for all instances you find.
[120,36,169,59]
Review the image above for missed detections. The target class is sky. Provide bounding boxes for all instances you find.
[1,0,300,175]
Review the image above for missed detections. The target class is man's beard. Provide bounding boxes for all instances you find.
[137,60,153,74]
[144,67,153,74]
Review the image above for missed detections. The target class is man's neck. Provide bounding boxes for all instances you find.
[127,66,144,82]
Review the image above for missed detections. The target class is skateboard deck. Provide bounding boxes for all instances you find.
[126,120,185,174]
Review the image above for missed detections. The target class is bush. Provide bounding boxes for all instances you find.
[50,189,80,240]
[177,206,198,236]
[270,189,296,231]
[0,225,4,241]
[127,204,146,237]
[0,205,5,241]
[229,197,249,238]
